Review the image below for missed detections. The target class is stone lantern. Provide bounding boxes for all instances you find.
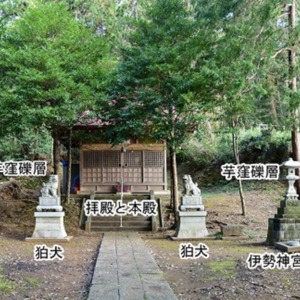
[281,158,300,200]
[267,158,300,245]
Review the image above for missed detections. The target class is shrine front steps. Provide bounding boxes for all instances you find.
[87,215,153,232]
[81,194,158,232]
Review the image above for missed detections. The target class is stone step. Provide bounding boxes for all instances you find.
[87,195,151,201]
[91,216,151,221]
[90,214,152,232]
[90,226,151,232]
[92,220,151,226]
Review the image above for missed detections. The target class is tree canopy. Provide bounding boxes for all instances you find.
[0,0,300,212]
[0,0,114,136]
[101,0,216,220]
[104,0,210,145]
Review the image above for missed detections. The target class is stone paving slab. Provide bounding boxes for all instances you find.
[88,232,178,300]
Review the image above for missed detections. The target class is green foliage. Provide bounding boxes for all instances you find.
[206,258,236,278]
[0,267,16,293]
[178,138,217,168]
[0,0,29,27]
[105,0,209,148]
[56,0,148,50]
[239,130,290,163]
[215,133,235,164]
[0,127,52,161]
[208,0,284,130]
[213,129,290,165]
[0,0,298,186]
[18,176,48,190]
[25,277,43,288]
[213,232,223,240]
[244,229,258,239]
[179,128,290,175]
[0,0,114,136]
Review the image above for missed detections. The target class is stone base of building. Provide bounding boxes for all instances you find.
[174,211,208,239]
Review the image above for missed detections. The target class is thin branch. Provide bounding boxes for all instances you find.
[255,26,265,40]
[247,73,257,81]
[272,47,291,58]
[278,12,290,18]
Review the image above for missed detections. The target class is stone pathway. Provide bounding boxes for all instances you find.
[88,232,178,300]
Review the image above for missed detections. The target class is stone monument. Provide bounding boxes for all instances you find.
[26,175,72,242]
[267,158,300,245]
[173,175,208,239]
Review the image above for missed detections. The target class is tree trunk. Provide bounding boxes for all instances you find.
[268,75,279,126]
[288,2,300,197]
[169,151,173,208]
[270,96,279,126]
[232,130,246,216]
[206,120,215,143]
[292,130,300,196]
[52,130,61,196]
[66,128,72,203]
[169,146,179,226]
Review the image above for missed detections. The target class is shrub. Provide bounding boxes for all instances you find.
[178,137,217,168]
[178,129,290,175]
[239,130,290,164]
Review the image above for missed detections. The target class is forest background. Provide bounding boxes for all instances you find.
[0,0,299,218]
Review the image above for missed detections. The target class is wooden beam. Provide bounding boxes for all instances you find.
[82,143,166,151]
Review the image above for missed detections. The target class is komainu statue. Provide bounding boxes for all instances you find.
[40,175,58,198]
[182,175,201,196]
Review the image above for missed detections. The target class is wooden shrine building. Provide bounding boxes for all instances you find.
[60,110,169,195]
[79,140,167,194]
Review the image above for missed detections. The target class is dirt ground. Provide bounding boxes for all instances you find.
[0,180,299,300]
[0,232,101,300]
[143,182,300,300]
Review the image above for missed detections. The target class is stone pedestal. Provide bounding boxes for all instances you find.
[36,196,63,212]
[174,211,208,238]
[173,175,208,239]
[267,198,300,244]
[180,195,205,211]
[26,212,71,241]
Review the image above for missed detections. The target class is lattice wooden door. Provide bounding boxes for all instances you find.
[144,151,164,183]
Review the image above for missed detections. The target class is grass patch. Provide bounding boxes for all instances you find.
[206,240,270,257]
[0,274,16,294]
[281,274,292,290]
[203,180,285,195]
[203,194,231,209]
[145,239,180,251]
[208,232,223,240]
[25,277,43,288]
[202,181,240,194]
[244,229,259,239]
[206,258,237,278]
